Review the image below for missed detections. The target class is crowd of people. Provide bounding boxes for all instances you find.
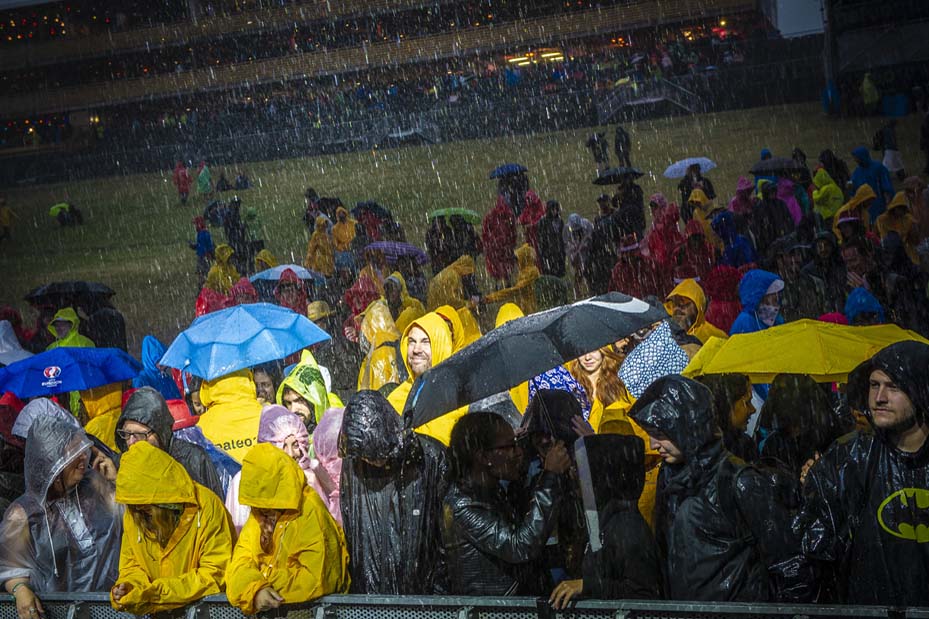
[1,122,929,617]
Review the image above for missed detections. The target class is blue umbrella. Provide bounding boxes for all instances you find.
[663,157,717,179]
[0,347,141,398]
[160,303,330,381]
[250,264,325,286]
[489,163,527,179]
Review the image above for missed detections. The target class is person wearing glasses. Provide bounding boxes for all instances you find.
[116,388,224,498]
[441,411,570,596]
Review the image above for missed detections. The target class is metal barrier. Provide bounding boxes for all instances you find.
[2,593,928,619]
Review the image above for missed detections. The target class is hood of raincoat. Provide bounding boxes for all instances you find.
[521,389,582,446]
[665,278,709,330]
[847,340,929,427]
[494,302,524,328]
[199,369,257,409]
[274,268,309,312]
[688,188,710,207]
[851,145,873,167]
[257,404,311,470]
[276,349,330,423]
[844,183,877,212]
[0,320,31,365]
[618,321,690,399]
[46,307,80,339]
[115,441,196,505]
[844,286,886,324]
[813,167,837,190]
[238,443,306,511]
[629,375,720,466]
[434,304,466,351]
[340,390,404,461]
[735,176,754,194]
[399,312,454,378]
[116,386,175,452]
[25,415,92,500]
[738,269,781,312]
[12,397,79,441]
[132,335,180,399]
[230,277,258,302]
[359,300,400,349]
[215,244,234,264]
[710,210,739,244]
[515,243,536,271]
[255,249,278,270]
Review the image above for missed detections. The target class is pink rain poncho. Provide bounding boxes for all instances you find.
[312,407,344,525]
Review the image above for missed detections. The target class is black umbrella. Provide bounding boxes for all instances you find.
[406,292,667,427]
[24,281,115,306]
[351,200,393,220]
[593,166,644,185]
[749,157,805,176]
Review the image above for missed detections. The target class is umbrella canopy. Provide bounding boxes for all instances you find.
[428,208,481,224]
[407,293,667,427]
[0,347,141,398]
[489,163,528,179]
[0,320,33,366]
[351,201,393,220]
[249,264,325,285]
[663,157,717,179]
[682,319,929,384]
[364,241,429,265]
[49,202,69,217]
[160,303,330,381]
[749,157,805,176]
[593,166,644,185]
[25,281,115,306]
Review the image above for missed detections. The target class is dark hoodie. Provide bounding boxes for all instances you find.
[796,341,929,605]
[117,387,223,498]
[630,375,805,602]
[799,232,846,316]
[850,146,894,221]
[339,390,448,594]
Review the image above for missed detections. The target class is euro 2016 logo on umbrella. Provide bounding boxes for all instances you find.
[41,366,63,389]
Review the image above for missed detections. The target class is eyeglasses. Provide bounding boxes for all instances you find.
[117,429,154,442]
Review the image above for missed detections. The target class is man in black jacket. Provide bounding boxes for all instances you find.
[795,341,929,605]
[340,390,449,594]
[630,375,807,602]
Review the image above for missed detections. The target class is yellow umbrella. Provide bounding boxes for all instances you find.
[682,319,929,383]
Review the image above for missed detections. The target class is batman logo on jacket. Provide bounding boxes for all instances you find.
[878,488,929,542]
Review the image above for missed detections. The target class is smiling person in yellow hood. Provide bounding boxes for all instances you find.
[664,278,727,345]
[196,369,263,463]
[110,442,233,616]
[387,312,467,445]
[226,444,349,614]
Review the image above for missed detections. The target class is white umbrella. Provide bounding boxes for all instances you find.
[663,157,717,179]
[249,264,324,284]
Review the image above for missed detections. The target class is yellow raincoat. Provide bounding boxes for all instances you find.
[82,382,123,451]
[205,244,240,294]
[387,272,425,335]
[484,244,540,314]
[456,307,482,348]
[387,312,467,445]
[46,307,95,349]
[226,444,349,614]
[664,279,728,345]
[876,192,919,263]
[277,350,344,423]
[197,370,263,463]
[832,184,876,241]
[111,442,233,615]
[687,189,723,250]
[434,304,481,351]
[426,254,474,311]
[254,249,279,272]
[356,301,402,391]
[331,207,357,252]
[304,216,335,277]
[494,304,528,414]
[812,167,845,220]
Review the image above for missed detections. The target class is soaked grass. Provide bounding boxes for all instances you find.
[1,101,922,353]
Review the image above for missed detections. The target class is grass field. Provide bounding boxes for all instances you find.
[1,101,924,354]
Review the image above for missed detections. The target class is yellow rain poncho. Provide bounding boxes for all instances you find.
[46,307,95,349]
[356,300,402,391]
[875,191,919,263]
[304,216,335,277]
[812,167,844,220]
[196,370,263,463]
[484,244,540,314]
[111,442,233,616]
[387,312,467,445]
[426,254,474,311]
[331,207,357,252]
[277,350,343,423]
[434,304,481,351]
[664,279,727,345]
[494,303,528,414]
[205,244,239,294]
[254,249,279,272]
[225,444,350,614]
[832,184,876,241]
[387,272,426,335]
[81,382,123,451]
[687,188,723,250]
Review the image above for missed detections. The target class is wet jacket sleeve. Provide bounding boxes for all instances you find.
[114,499,233,615]
[447,472,561,563]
